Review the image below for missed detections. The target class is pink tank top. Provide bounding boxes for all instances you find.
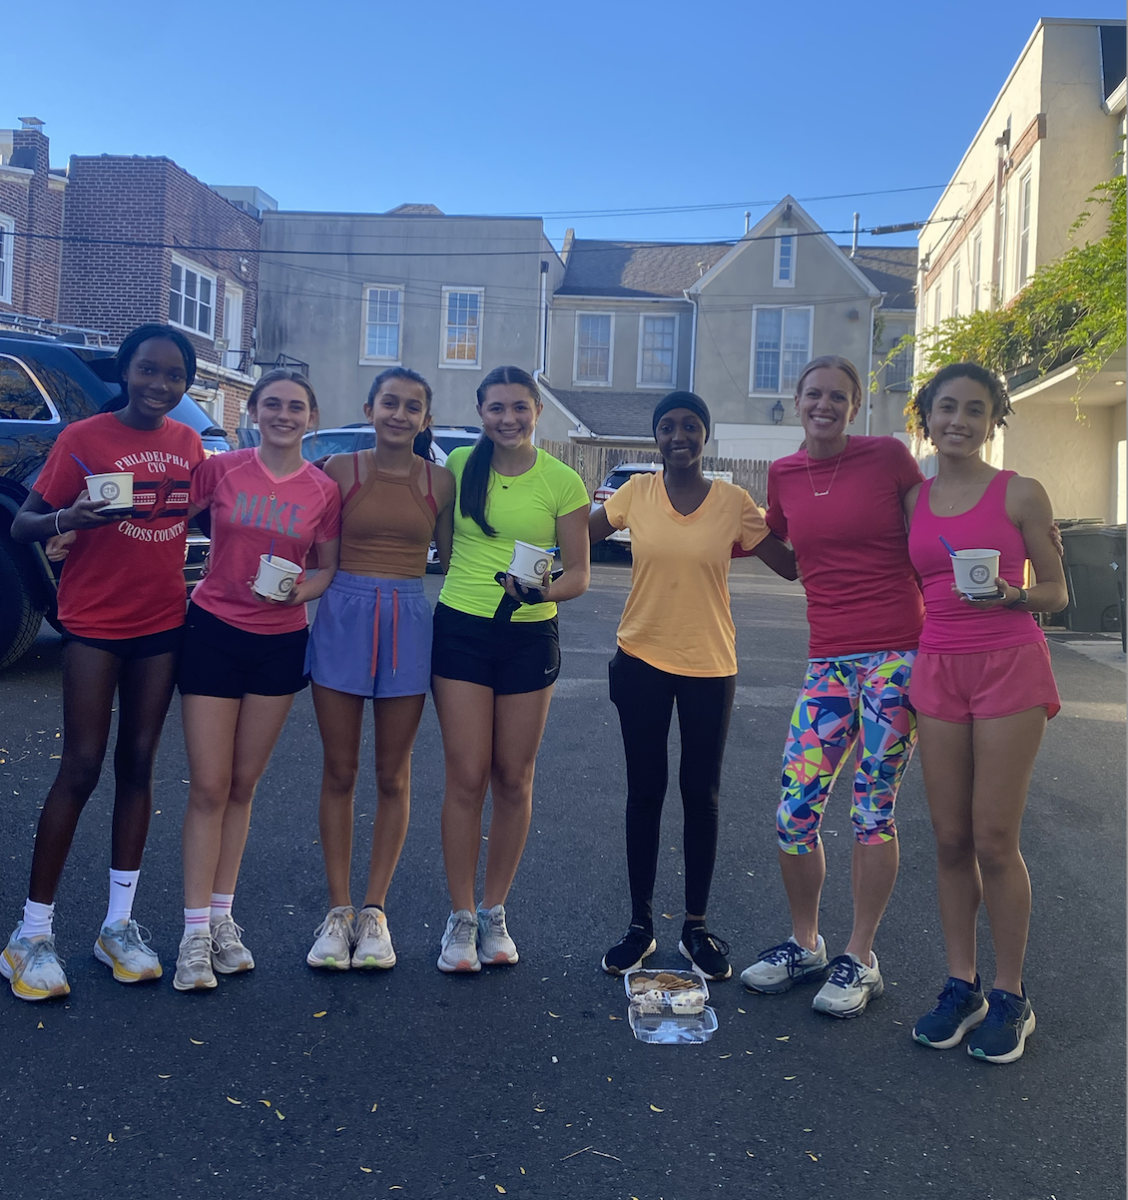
[908,470,1044,654]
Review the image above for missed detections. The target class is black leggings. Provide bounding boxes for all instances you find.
[608,648,736,927]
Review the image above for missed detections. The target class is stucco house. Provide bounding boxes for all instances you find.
[915,17,1126,522]
[257,205,563,430]
[538,199,916,456]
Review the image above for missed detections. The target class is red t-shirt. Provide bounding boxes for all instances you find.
[188,449,341,634]
[35,413,204,639]
[766,436,925,657]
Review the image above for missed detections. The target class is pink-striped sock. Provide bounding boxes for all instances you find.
[209,893,235,923]
[183,907,210,940]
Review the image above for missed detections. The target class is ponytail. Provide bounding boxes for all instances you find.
[413,427,435,462]
[459,436,497,536]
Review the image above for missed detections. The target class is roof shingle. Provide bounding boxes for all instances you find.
[839,245,918,310]
[558,240,732,298]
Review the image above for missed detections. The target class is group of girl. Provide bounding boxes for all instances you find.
[1,323,1066,1065]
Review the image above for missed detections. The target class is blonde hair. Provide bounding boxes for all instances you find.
[793,356,864,416]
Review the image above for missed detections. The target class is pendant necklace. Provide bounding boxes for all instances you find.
[805,449,845,497]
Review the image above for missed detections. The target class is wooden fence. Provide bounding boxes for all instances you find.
[537,439,770,505]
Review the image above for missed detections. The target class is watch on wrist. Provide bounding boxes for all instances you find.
[1007,586,1028,608]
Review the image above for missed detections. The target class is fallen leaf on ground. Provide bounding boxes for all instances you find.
[533,1105,545,1113]
[258,1100,271,1107]
[360,1167,372,1173]
[520,1167,526,1174]
[548,1012,560,1018]
[806,1152,818,1162]
[107,1134,115,1142]
[784,1075,797,1080]
[649,1105,664,1113]
[606,1077,612,1082]
[226,1097,242,1105]
[275,1111,285,1120]
[495,1187,506,1194]
[775,1036,790,1041]
[746,1151,755,1158]
[37,1022,43,1029]
[371,1103,378,1112]
[190,1038,204,1045]
[661,913,673,919]
[718,1053,732,1059]
[157,1075,171,1080]
[608,1015,621,1021]
[313,1011,327,1018]
[737,1008,746,1014]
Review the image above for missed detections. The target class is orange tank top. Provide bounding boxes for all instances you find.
[338,453,438,578]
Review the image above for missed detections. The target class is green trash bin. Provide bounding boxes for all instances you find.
[1061,524,1123,633]
[1100,525,1126,651]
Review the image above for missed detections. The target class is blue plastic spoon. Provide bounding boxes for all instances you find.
[938,535,958,557]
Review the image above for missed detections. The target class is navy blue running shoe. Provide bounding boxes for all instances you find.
[913,975,989,1049]
[966,986,1035,1064]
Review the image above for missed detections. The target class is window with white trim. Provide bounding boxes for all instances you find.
[750,306,811,393]
[996,190,1008,300]
[575,312,613,384]
[0,214,13,305]
[773,228,797,287]
[440,287,483,368]
[168,256,215,338]
[1017,172,1033,289]
[952,260,961,318]
[637,314,677,387]
[362,285,403,362]
[971,230,983,311]
[933,282,943,327]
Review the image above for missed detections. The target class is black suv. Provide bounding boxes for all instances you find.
[0,336,228,671]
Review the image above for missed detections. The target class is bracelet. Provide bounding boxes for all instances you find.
[1006,586,1028,608]
[54,509,64,536]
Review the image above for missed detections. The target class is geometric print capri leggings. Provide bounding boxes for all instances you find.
[777,649,917,854]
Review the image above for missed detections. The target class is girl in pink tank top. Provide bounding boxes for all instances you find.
[903,364,1067,1065]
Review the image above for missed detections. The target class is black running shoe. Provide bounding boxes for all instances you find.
[913,975,988,1049]
[966,986,1035,1064]
[601,925,656,976]
[678,924,732,980]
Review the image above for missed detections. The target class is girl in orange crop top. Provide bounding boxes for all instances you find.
[304,367,454,972]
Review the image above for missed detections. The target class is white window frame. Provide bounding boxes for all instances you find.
[773,228,798,288]
[573,311,614,386]
[168,254,216,340]
[971,230,983,311]
[0,214,13,306]
[933,282,943,327]
[636,312,679,389]
[1017,171,1033,289]
[951,260,961,318]
[359,283,404,365]
[996,190,1008,301]
[748,305,813,395]
[222,282,244,370]
[438,286,484,370]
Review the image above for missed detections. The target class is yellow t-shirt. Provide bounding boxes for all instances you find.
[603,472,769,676]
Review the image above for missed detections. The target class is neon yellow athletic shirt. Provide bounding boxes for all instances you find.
[439,446,590,622]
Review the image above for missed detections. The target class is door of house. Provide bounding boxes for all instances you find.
[223,285,244,370]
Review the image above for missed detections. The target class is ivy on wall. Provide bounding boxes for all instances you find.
[888,172,1126,433]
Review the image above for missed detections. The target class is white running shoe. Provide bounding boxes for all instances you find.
[173,929,217,992]
[437,909,481,973]
[352,907,396,969]
[476,903,518,966]
[211,915,255,974]
[306,906,356,970]
[94,919,163,983]
[1,923,70,1001]
[812,951,884,1018]
[740,935,828,994]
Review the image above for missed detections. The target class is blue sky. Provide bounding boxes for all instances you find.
[5,1,1124,249]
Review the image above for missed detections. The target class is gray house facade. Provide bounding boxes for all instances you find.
[257,205,563,430]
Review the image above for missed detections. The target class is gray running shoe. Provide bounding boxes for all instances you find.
[94,919,163,983]
[477,903,518,966]
[352,907,395,969]
[741,935,827,994]
[812,951,884,1018]
[211,915,255,974]
[306,906,356,970]
[437,909,481,973]
[1,923,70,1001]
[173,929,217,992]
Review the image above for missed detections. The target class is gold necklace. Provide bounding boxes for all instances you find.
[805,449,845,497]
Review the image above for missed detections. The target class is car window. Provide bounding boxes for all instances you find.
[0,357,55,422]
[432,433,479,455]
[605,470,646,489]
[301,431,359,461]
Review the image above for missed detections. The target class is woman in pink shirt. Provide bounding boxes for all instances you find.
[905,363,1066,1064]
[740,356,924,1019]
[173,370,340,993]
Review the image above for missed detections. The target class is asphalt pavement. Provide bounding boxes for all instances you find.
[0,558,1124,1200]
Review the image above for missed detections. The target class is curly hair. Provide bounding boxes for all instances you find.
[912,362,1012,439]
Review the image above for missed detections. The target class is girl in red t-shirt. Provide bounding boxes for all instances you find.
[173,370,340,993]
[2,324,204,1002]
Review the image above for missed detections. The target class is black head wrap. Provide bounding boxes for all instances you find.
[652,390,710,439]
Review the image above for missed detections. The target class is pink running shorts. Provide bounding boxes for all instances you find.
[909,640,1060,724]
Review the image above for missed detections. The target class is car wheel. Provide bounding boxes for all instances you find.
[0,536,46,671]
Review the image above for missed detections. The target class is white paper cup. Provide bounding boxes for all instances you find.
[85,472,134,510]
[951,548,1001,596]
[253,554,302,600]
[508,540,553,586]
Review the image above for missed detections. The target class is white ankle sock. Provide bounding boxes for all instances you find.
[22,899,55,940]
[209,893,235,923]
[183,907,210,940]
[104,869,140,928]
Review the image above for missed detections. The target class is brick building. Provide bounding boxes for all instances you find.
[0,118,272,434]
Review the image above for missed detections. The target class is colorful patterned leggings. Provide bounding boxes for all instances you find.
[777,650,917,854]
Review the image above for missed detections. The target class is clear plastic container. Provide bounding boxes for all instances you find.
[628,1005,719,1044]
[624,968,709,1016]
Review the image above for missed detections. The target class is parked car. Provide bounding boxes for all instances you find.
[297,423,481,464]
[0,336,228,671]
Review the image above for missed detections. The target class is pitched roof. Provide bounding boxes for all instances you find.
[384,203,445,215]
[547,388,660,438]
[557,240,732,298]
[839,245,918,310]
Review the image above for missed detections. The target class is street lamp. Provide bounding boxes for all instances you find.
[771,400,784,425]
